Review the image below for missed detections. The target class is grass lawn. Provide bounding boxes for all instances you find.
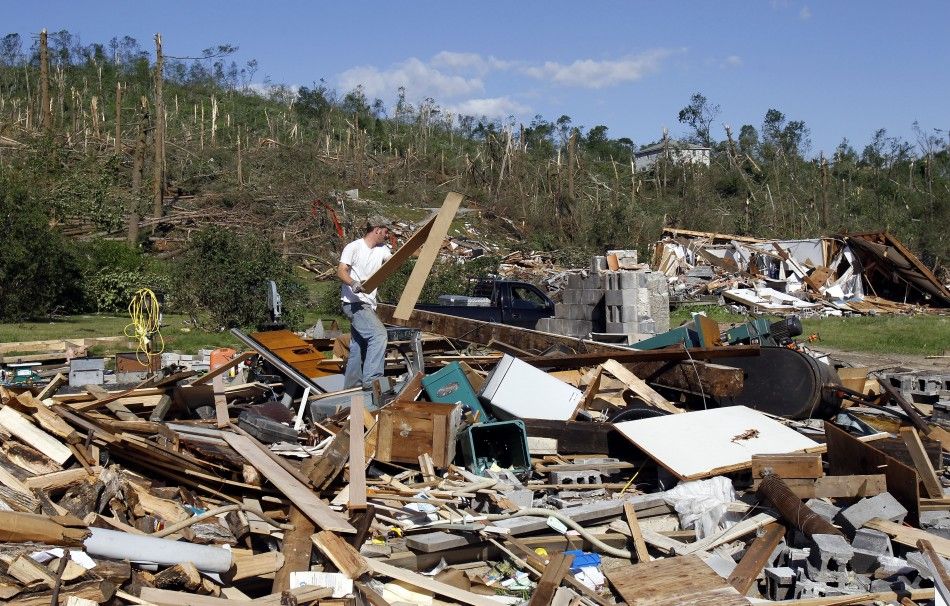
[670,305,949,356]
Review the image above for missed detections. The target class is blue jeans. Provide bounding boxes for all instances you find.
[341,302,388,389]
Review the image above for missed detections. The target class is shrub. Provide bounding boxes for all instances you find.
[0,176,83,320]
[173,228,307,329]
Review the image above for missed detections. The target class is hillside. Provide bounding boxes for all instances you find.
[1,30,947,324]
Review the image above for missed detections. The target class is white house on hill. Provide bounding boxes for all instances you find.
[634,140,711,172]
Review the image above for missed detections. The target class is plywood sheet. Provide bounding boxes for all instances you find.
[614,406,818,480]
[606,554,751,606]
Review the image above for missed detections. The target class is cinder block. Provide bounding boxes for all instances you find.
[584,273,607,290]
[578,289,605,305]
[806,533,853,584]
[850,528,892,574]
[805,499,841,524]
[561,289,580,305]
[765,567,798,601]
[591,256,607,273]
[604,272,620,290]
[549,470,602,485]
[836,493,908,536]
[566,320,593,336]
[619,270,641,290]
[567,273,584,290]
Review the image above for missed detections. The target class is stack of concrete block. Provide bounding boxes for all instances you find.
[603,268,670,342]
[880,369,950,405]
[536,270,606,337]
[537,252,670,342]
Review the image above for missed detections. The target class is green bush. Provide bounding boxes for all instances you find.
[0,176,83,320]
[84,269,172,313]
[173,228,307,329]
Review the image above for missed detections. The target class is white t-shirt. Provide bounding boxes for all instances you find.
[340,238,392,308]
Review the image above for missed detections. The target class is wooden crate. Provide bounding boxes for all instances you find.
[376,400,461,468]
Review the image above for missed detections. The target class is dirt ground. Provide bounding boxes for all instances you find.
[816,346,950,372]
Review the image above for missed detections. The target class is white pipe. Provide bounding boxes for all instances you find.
[84,527,233,573]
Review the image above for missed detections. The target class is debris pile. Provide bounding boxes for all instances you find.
[653,228,950,315]
[0,305,947,605]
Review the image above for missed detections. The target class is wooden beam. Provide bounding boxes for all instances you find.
[528,552,574,606]
[272,505,314,593]
[348,393,367,510]
[917,539,950,605]
[522,345,761,368]
[192,351,254,385]
[899,427,944,499]
[366,558,507,606]
[212,375,229,429]
[362,216,436,293]
[393,192,464,320]
[602,359,683,414]
[222,433,355,534]
[0,405,72,465]
[728,522,786,594]
[623,502,650,563]
[311,530,370,579]
[865,519,950,558]
[377,304,744,396]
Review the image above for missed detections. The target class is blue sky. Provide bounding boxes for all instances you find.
[7,1,949,156]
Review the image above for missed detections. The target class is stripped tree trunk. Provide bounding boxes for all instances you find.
[114,81,122,153]
[151,34,165,231]
[39,29,51,132]
[128,96,149,245]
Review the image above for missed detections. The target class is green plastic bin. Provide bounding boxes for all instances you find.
[458,420,531,477]
[422,362,489,420]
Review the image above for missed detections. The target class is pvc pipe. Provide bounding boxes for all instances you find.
[84,527,233,573]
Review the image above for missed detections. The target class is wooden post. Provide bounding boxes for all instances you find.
[151,33,165,230]
[39,29,51,131]
[567,131,576,201]
[348,394,367,510]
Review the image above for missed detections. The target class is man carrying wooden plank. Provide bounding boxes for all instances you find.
[337,215,393,390]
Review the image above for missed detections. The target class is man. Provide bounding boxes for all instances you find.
[338,215,393,390]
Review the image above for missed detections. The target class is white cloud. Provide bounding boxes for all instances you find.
[799,5,812,19]
[431,51,513,74]
[724,55,743,68]
[520,49,674,88]
[446,96,530,119]
[337,57,483,100]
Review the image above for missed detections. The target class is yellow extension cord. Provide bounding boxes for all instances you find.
[125,288,164,365]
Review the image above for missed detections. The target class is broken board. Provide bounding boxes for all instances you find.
[606,553,751,606]
[614,406,818,480]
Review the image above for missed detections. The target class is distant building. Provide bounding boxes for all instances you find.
[634,140,711,172]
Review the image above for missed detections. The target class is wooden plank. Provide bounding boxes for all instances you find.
[272,505,315,593]
[393,192,464,320]
[36,373,67,400]
[777,588,935,605]
[212,375,229,429]
[606,554,751,606]
[222,432,355,534]
[0,405,72,465]
[139,585,332,606]
[728,522,786,594]
[528,552,574,606]
[824,421,920,523]
[752,474,887,499]
[192,351,254,385]
[624,502,651,563]
[917,539,950,605]
[362,216,435,293]
[365,558,504,606]
[899,427,943,499]
[602,359,683,414]
[751,453,823,479]
[864,519,950,558]
[311,530,370,579]
[348,393,367,510]
[570,366,602,421]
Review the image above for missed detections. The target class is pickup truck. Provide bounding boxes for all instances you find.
[414,279,555,329]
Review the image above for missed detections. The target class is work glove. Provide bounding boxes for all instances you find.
[351,280,364,294]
